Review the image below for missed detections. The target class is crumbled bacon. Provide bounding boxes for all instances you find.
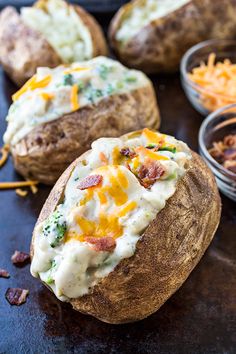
[5,288,29,306]
[120,148,137,159]
[208,134,236,174]
[11,250,30,266]
[77,174,103,190]
[138,160,165,188]
[85,237,116,252]
[0,268,10,278]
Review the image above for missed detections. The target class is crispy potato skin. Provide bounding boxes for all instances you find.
[31,145,221,324]
[109,0,236,73]
[0,7,62,86]
[0,4,107,86]
[11,86,160,184]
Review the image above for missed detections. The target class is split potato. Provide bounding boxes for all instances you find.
[4,57,160,184]
[0,0,107,86]
[30,129,221,323]
[109,0,236,73]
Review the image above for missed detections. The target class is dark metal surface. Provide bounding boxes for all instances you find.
[0,0,128,13]
[0,6,236,349]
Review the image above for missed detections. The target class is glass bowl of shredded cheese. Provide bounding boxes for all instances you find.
[199,103,236,201]
[181,39,236,116]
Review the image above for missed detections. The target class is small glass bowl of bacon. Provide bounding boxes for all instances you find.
[181,39,236,116]
[199,103,236,201]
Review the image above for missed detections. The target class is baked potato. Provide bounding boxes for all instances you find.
[30,128,221,324]
[0,0,107,86]
[109,0,236,73]
[3,57,160,184]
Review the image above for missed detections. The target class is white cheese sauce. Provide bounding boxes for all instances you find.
[4,57,150,146]
[31,129,192,301]
[116,0,190,43]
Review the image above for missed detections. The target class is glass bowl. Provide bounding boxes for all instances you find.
[181,39,236,116]
[199,103,236,201]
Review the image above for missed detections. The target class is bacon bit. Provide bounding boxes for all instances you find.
[0,144,10,168]
[99,152,109,165]
[15,188,28,197]
[5,288,29,306]
[208,134,236,174]
[85,237,116,252]
[0,180,38,190]
[120,148,137,159]
[0,268,10,278]
[138,160,165,188]
[77,174,103,190]
[11,250,30,266]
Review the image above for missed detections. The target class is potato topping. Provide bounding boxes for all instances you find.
[188,53,236,111]
[31,128,191,300]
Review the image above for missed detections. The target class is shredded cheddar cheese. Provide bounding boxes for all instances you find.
[64,67,90,75]
[12,75,52,102]
[136,146,169,161]
[143,128,165,145]
[188,53,236,111]
[15,188,28,197]
[0,144,10,168]
[0,180,38,190]
[30,184,38,194]
[40,92,55,101]
[71,84,79,111]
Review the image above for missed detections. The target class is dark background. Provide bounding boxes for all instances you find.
[0,0,129,13]
[0,2,236,353]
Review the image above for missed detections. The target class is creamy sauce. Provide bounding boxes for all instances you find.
[4,57,149,146]
[116,0,190,43]
[21,0,93,63]
[31,129,192,301]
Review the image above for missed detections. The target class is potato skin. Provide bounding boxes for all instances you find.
[0,7,62,87]
[109,0,236,73]
[31,143,221,323]
[11,85,160,184]
[0,4,107,86]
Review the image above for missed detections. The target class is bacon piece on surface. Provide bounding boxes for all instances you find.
[85,237,116,252]
[120,148,137,159]
[5,288,29,306]
[77,174,103,190]
[11,250,30,266]
[0,268,10,278]
[138,160,165,188]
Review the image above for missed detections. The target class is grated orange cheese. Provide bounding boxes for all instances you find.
[12,75,52,102]
[15,188,28,197]
[188,53,236,111]
[136,146,169,161]
[40,92,55,101]
[0,144,10,168]
[64,67,90,75]
[0,180,38,190]
[70,84,79,111]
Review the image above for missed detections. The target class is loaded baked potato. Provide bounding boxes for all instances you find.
[30,128,221,324]
[109,0,236,73]
[0,0,107,86]
[3,57,160,184]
